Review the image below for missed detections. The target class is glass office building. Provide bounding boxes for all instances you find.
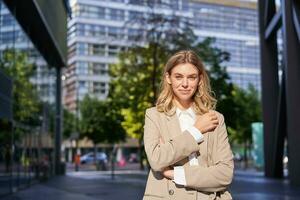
[65,0,260,111]
[0,1,56,196]
[1,0,260,111]
[0,1,56,104]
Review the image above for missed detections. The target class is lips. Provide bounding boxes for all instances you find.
[179,90,190,94]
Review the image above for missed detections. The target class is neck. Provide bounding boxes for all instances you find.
[174,98,193,110]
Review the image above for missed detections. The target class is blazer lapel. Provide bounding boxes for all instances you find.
[194,113,209,166]
[166,113,182,139]
[166,112,207,150]
[198,131,211,167]
[161,113,190,166]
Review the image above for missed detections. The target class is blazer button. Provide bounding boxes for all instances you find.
[169,189,174,195]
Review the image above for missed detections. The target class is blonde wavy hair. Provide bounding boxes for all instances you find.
[156,50,217,115]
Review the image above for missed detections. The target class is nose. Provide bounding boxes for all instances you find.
[182,78,188,87]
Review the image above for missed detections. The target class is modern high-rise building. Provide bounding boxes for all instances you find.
[0,0,56,104]
[64,0,260,111]
[190,0,260,90]
[1,0,260,111]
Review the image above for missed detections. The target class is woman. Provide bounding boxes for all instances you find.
[143,50,234,200]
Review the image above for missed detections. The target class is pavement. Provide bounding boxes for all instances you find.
[1,167,300,200]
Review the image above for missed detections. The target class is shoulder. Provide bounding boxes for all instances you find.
[145,107,158,115]
[146,106,157,113]
[145,107,167,121]
[145,107,162,127]
[212,110,225,124]
[145,107,160,119]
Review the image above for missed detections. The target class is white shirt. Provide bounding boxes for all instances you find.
[173,107,203,185]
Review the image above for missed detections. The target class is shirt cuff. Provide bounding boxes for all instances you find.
[187,126,203,143]
[173,166,187,186]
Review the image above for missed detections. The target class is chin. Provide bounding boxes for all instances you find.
[177,94,193,101]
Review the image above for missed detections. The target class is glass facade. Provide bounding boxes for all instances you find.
[190,2,260,91]
[0,117,54,196]
[0,2,56,104]
[0,1,56,196]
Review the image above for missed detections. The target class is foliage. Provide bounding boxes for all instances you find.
[80,95,126,145]
[0,49,41,142]
[110,5,262,168]
[63,108,77,139]
[109,29,234,138]
[109,43,169,141]
[0,49,40,124]
[229,84,262,144]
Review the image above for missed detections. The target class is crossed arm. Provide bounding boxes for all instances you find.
[143,109,234,192]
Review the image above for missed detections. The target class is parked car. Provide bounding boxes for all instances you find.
[128,153,138,163]
[80,152,108,164]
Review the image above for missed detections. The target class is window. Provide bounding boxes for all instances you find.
[77,43,86,55]
[108,27,124,39]
[79,81,86,88]
[89,44,106,56]
[0,14,14,26]
[109,9,124,21]
[93,82,106,94]
[76,62,88,75]
[128,0,144,5]
[91,63,106,75]
[129,11,143,20]
[110,0,124,2]
[108,45,119,56]
[76,4,105,19]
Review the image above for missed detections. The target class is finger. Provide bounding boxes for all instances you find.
[210,116,218,121]
[209,111,217,117]
[211,124,218,130]
[212,119,219,125]
[207,126,216,132]
[159,137,164,144]
[208,112,217,118]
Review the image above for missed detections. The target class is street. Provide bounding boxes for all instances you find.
[1,167,300,200]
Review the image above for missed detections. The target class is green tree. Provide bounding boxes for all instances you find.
[109,28,234,169]
[63,108,77,139]
[0,49,41,139]
[109,43,169,169]
[230,84,262,167]
[80,95,126,160]
[112,4,261,169]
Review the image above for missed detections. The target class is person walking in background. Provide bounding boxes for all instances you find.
[143,50,234,199]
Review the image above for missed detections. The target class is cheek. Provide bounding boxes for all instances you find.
[191,81,199,89]
[171,83,180,91]
[170,79,182,88]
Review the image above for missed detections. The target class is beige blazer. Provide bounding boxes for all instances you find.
[143,107,234,200]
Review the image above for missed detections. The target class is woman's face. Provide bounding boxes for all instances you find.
[166,63,200,103]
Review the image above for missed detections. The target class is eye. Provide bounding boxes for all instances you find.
[188,76,197,81]
[175,76,183,80]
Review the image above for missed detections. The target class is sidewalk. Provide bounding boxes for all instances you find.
[1,169,300,200]
[1,170,147,200]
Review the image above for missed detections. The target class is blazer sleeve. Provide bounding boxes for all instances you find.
[143,108,199,172]
[183,113,234,192]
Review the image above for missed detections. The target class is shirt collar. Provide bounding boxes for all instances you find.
[176,107,195,119]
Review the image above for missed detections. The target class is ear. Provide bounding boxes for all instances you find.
[166,72,171,84]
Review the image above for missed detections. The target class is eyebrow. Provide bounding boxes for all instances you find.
[173,73,198,76]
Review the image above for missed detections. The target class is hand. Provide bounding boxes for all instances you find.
[194,110,219,134]
[159,137,164,144]
[162,167,174,180]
